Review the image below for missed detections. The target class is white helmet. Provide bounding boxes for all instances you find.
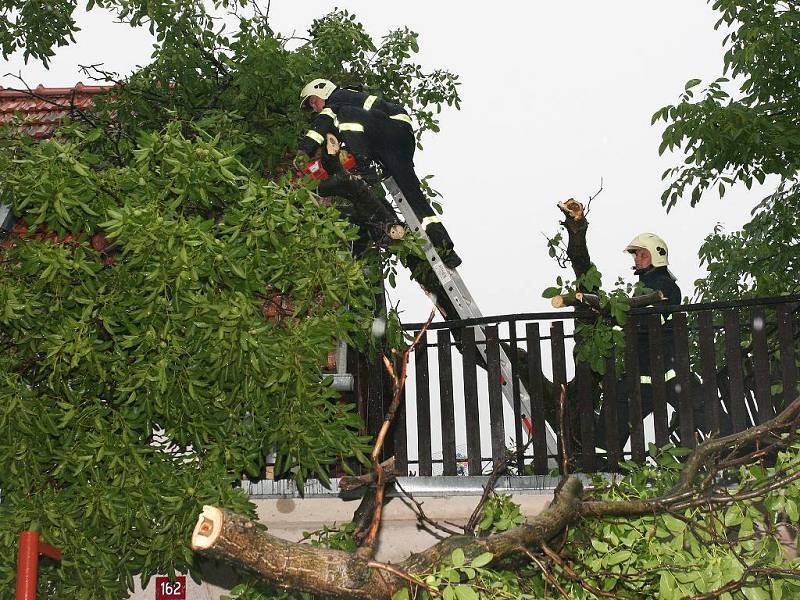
[299,78,337,107]
[624,233,669,267]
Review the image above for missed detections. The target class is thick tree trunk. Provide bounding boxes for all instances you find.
[191,506,394,599]
[192,478,587,599]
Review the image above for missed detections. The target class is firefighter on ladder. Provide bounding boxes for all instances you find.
[295,78,462,269]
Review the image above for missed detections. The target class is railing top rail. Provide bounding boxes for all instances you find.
[401,294,800,331]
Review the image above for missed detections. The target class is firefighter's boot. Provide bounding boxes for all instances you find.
[425,222,462,269]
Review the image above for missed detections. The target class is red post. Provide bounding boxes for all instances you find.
[16,531,61,600]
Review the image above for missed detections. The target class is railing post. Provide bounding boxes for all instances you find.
[508,320,525,473]
[777,304,799,409]
[461,327,482,475]
[486,326,506,469]
[575,361,595,472]
[393,384,408,476]
[624,317,646,463]
[646,314,669,448]
[414,329,432,476]
[723,309,747,432]
[601,353,621,470]
[697,310,721,434]
[751,306,773,424]
[525,323,548,475]
[437,329,457,476]
[672,312,695,448]
[550,321,569,473]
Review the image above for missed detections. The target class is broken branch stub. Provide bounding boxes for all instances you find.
[192,506,394,599]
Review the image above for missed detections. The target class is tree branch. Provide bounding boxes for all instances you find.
[357,307,437,559]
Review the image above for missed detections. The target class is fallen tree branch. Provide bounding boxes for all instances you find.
[190,398,800,599]
[582,394,800,518]
[540,542,628,599]
[520,546,572,600]
[357,307,437,559]
[192,477,586,599]
[339,457,396,493]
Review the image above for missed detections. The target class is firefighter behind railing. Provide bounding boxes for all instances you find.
[597,233,710,451]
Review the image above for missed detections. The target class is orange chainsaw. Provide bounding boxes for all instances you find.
[301,150,357,181]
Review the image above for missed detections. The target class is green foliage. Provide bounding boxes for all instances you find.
[542,267,637,375]
[559,442,800,599]
[695,182,800,300]
[474,494,525,535]
[302,522,358,553]
[656,1,800,210]
[656,1,800,302]
[392,548,545,600]
[222,582,316,600]
[0,119,375,597]
[0,3,461,596]
[385,441,800,599]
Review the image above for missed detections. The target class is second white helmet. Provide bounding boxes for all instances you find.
[624,233,669,267]
[299,78,337,107]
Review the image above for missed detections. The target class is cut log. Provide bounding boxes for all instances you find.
[190,477,587,599]
[551,290,665,310]
[191,506,393,599]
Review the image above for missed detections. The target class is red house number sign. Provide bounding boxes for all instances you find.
[155,576,186,600]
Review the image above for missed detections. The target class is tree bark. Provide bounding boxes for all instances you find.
[191,478,586,600]
[558,198,593,282]
[191,506,393,599]
[550,290,665,310]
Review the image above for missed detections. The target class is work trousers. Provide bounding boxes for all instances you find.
[595,369,716,452]
[336,119,436,221]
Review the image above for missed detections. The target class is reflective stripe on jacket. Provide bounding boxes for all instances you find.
[327,88,412,127]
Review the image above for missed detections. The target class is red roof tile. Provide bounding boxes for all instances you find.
[0,82,112,138]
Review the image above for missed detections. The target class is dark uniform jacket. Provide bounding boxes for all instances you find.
[633,266,681,376]
[297,89,438,228]
[637,266,681,306]
[325,88,408,119]
[298,88,412,158]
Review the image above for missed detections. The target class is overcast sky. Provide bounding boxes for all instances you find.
[1,1,767,324]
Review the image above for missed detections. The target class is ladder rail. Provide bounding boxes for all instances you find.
[382,177,559,457]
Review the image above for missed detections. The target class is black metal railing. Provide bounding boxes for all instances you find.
[363,295,800,476]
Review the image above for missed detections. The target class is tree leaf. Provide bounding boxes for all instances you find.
[470,552,493,568]
[604,550,632,566]
[451,548,465,567]
[392,588,410,600]
[454,585,479,600]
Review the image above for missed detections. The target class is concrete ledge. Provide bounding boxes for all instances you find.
[243,474,574,498]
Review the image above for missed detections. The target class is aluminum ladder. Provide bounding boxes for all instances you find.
[381,177,559,457]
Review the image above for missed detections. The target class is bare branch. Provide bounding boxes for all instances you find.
[394,480,465,537]
[357,307,437,558]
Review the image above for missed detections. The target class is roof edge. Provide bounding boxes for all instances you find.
[0,82,114,98]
